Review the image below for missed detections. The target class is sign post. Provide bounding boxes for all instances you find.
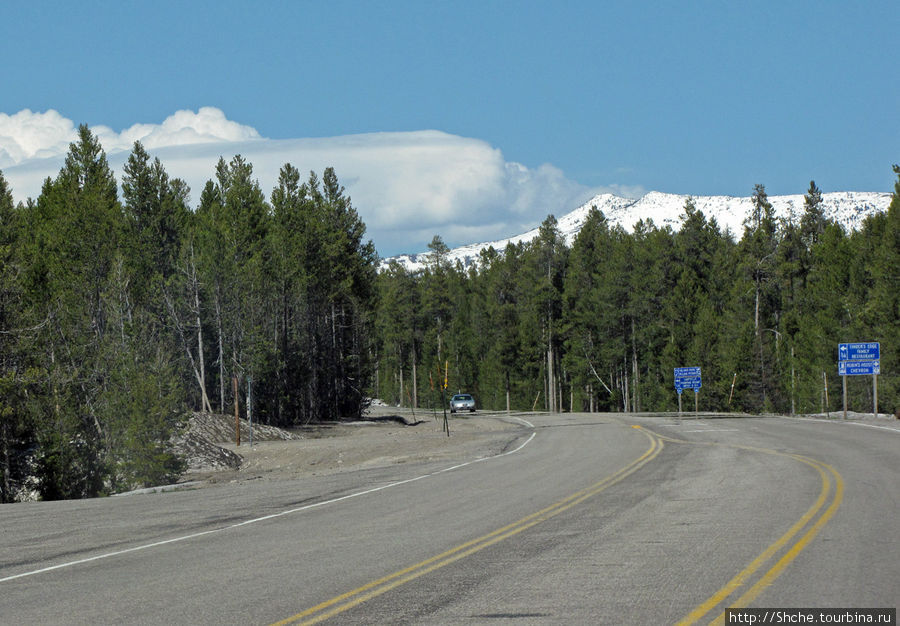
[842,374,848,420]
[837,342,881,419]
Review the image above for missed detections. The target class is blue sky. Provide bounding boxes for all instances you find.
[1,1,897,256]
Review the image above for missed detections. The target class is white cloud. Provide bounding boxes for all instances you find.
[0,108,601,256]
[0,109,76,166]
[0,107,261,170]
[92,106,262,154]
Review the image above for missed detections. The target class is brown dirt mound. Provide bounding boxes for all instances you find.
[172,412,301,473]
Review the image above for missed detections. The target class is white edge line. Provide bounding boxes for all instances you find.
[785,416,900,433]
[681,429,740,432]
[1,426,537,584]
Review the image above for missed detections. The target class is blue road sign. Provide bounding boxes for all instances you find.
[674,367,702,391]
[839,360,880,376]
[838,342,880,362]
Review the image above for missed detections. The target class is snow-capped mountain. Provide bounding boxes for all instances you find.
[382,191,892,272]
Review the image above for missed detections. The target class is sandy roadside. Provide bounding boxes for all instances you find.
[182,409,531,487]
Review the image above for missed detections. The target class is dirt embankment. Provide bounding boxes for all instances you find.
[174,407,527,487]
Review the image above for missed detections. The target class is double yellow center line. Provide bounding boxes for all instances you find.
[655,431,845,625]
[274,426,662,625]
[275,423,843,625]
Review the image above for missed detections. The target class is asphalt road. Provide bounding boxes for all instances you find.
[1,413,898,625]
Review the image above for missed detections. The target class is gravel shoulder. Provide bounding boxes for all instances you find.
[178,408,531,488]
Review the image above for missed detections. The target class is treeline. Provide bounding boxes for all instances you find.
[1,124,897,502]
[0,125,375,500]
[375,174,900,421]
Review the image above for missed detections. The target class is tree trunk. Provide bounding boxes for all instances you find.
[505,370,511,413]
[215,285,225,414]
[632,319,639,412]
[547,342,555,413]
[1,419,9,502]
[195,272,211,413]
[412,349,418,409]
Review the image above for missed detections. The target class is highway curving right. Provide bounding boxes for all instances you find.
[1,413,898,624]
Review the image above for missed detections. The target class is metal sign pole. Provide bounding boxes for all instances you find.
[694,389,699,413]
[842,375,847,420]
[873,374,878,419]
[677,389,682,415]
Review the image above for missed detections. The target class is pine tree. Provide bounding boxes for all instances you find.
[563,208,614,411]
[0,169,25,501]
[481,243,525,410]
[867,165,900,415]
[528,216,567,412]
[121,141,191,307]
[735,184,781,410]
[17,125,123,497]
[800,180,826,248]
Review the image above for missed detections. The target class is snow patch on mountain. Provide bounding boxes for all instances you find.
[382,190,892,272]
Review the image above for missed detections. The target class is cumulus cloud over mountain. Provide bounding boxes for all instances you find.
[0,107,600,256]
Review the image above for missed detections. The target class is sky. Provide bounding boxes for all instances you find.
[1,1,897,257]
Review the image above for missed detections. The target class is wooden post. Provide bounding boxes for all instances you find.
[233,376,240,446]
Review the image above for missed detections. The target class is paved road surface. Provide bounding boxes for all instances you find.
[2,413,898,624]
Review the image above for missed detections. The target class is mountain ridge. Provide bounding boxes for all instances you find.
[383,190,892,272]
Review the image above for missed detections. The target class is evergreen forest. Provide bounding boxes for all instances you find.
[1,126,898,501]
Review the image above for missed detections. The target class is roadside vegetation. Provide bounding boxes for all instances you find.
[377,173,900,422]
[0,127,375,500]
[0,125,897,501]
